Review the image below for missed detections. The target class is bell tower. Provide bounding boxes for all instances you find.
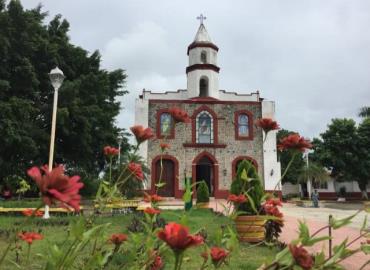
[187,15,220,99]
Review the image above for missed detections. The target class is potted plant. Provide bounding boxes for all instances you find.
[229,159,267,243]
[196,180,210,208]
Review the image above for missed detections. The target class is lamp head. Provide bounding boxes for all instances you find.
[49,66,65,90]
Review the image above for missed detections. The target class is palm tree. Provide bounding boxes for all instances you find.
[298,162,330,186]
[359,106,370,118]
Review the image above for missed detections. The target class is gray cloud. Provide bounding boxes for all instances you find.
[21,0,370,139]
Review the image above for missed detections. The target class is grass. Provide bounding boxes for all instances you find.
[0,209,279,269]
[0,198,41,208]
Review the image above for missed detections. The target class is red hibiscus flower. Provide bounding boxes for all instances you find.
[144,207,161,215]
[256,118,280,134]
[130,125,154,144]
[27,165,84,211]
[227,194,247,204]
[109,233,128,245]
[103,146,120,157]
[128,162,144,180]
[157,222,203,252]
[278,134,312,153]
[22,209,44,217]
[150,255,163,270]
[210,247,229,264]
[289,245,313,270]
[18,232,43,245]
[169,107,191,124]
[160,143,170,151]
[265,198,282,207]
[143,193,164,203]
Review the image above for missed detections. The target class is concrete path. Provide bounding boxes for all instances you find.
[280,203,369,269]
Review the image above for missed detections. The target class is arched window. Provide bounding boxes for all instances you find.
[199,77,208,97]
[238,114,249,136]
[235,111,253,140]
[200,50,207,63]
[196,111,213,143]
[160,112,172,136]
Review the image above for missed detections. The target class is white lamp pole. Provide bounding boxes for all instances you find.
[44,67,65,219]
[118,136,123,164]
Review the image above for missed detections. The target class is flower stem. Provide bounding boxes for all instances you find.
[0,242,11,267]
[273,152,297,191]
[26,244,31,267]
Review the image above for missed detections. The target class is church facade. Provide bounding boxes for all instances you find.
[135,22,281,198]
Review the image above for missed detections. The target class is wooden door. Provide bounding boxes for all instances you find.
[156,159,175,197]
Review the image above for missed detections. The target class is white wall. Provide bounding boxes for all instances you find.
[187,70,219,98]
[134,97,149,189]
[261,100,281,191]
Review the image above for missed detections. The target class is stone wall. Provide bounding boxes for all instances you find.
[146,100,264,197]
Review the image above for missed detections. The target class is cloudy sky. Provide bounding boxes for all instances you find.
[21,0,370,139]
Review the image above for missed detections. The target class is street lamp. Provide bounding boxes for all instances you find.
[117,135,123,164]
[44,67,65,219]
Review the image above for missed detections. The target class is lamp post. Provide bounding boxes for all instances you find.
[44,67,65,219]
[117,135,123,164]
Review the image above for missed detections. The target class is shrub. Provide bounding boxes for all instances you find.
[230,159,264,215]
[196,180,210,204]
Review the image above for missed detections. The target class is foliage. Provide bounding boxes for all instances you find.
[277,129,305,184]
[196,181,210,204]
[359,106,370,118]
[312,118,370,197]
[297,161,329,184]
[230,159,264,215]
[0,0,129,186]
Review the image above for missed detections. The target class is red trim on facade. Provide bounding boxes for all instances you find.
[151,155,181,198]
[231,156,259,180]
[149,99,262,106]
[156,109,175,139]
[192,151,221,198]
[234,110,254,140]
[191,105,219,144]
[183,143,226,148]
[186,64,220,74]
[187,42,219,55]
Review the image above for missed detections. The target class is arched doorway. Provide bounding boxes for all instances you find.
[153,157,176,197]
[196,156,214,196]
[231,156,258,180]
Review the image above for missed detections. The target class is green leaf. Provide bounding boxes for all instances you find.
[314,251,326,266]
[330,213,357,229]
[361,244,370,254]
[245,192,258,214]
[240,169,248,181]
[324,239,347,266]
[298,221,310,244]
[155,182,166,188]
[306,236,331,246]
[361,215,368,232]
[275,247,293,266]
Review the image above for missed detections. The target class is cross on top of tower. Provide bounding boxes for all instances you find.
[197,14,206,25]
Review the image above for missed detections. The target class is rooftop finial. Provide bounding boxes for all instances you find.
[196,14,206,25]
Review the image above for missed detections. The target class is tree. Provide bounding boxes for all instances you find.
[276,129,305,184]
[0,0,129,193]
[359,106,370,118]
[313,118,369,199]
[297,161,329,184]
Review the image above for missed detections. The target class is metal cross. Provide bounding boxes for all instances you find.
[197,14,207,25]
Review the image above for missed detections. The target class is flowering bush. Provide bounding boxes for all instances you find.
[1,115,369,270]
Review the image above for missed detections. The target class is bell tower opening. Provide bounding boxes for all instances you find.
[199,77,209,97]
[200,50,207,63]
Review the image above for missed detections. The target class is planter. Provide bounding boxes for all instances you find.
[196,202,210,209]
[235,215,266,243]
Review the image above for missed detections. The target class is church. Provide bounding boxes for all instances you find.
[135,17,281,198]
